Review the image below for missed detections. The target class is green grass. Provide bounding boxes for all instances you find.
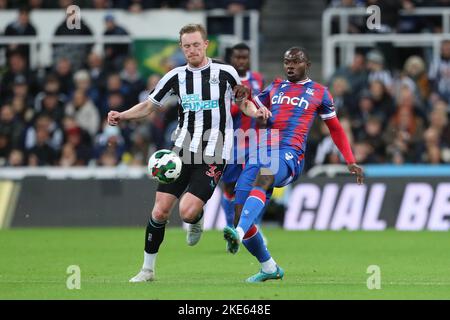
[0,228,450,299]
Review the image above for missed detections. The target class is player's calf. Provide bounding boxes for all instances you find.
[254,168,275,190]
[179,193,206,246]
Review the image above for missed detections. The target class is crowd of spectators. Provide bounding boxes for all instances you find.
[0,6,161,167]
[298,0,450,169]
[306,44,450,168]
[0,1,449,169]
[0,1,266,168]
[0,47,166,167]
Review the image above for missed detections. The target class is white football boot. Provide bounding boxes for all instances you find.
[186,214,204,246]
[129,268,154,282]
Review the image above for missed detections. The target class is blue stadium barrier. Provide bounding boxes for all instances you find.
[365,165,450,177]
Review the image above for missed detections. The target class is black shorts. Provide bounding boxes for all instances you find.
[157,161,225,203]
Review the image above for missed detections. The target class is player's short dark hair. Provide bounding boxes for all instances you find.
[231,43,250,53]
[179,24,207,43]
[286,46,310,62]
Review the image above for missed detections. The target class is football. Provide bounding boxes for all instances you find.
[147,149,183,184]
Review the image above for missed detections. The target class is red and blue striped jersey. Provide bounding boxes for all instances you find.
[254,78,336,154]
[231,71,264,132]
[230,71,264,156]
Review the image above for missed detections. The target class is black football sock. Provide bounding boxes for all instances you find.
[144,218,167,254]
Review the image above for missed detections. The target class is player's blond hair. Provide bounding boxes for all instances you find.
[179,24,207,43]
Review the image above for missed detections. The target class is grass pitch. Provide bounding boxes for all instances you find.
[0,228,449,299]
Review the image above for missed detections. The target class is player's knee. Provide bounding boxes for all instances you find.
[223,182,235,198]
[254,168,275,190]
[151,205,171,222]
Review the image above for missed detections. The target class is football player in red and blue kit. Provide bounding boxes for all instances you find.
[221,43,267,237]
[224,47,364,282]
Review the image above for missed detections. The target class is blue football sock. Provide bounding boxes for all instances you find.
[254,200,269,225]
[243,227,271,263]
[221,192,235,227]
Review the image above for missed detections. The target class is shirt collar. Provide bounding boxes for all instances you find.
[187,58,212,71]
[287,78,311,85]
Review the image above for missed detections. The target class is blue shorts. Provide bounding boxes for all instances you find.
[221,163,244,184]
[222,145,249,184]
[235,148,304,204]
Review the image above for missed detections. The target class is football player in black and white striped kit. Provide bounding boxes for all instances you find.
[108,24,271,282]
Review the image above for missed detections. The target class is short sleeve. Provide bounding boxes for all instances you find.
[254,82,274,109]
[222,64,242,88]
[318,88,337,120]
[148,69,178,107]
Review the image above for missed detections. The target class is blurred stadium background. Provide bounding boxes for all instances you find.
[0,0,450,299]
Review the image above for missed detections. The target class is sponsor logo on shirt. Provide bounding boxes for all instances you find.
[271,91,309,109]
[181,94,220,111]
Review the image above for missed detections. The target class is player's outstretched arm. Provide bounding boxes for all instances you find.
[107,100,156,126]
[324,117,364,185]
[233,84,269,119]
[238,98,272,121]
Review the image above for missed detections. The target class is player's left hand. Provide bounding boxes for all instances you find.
[348,163,364,185]
[233,84,249,102]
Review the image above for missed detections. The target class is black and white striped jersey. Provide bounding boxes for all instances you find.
[148,58,241,161]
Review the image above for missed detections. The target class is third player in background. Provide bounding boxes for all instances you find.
[221,43,269,248]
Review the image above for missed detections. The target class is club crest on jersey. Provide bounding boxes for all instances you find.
[271,91,309,109]
[209,75,220,85]
[306,88,314,96]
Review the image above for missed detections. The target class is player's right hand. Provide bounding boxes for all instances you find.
[233,84,249,101]
[255,106,272,121]
[107,110,121,126]
[348,163,364,185]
